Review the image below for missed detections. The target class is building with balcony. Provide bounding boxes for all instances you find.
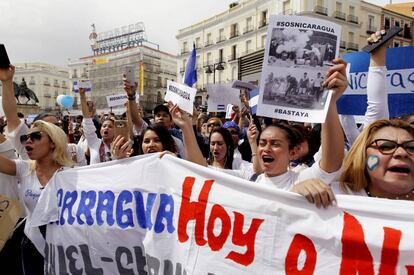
[0,63,70,111]
[68,24,177,114]
[381,2,414,47]
[176,0,413,103]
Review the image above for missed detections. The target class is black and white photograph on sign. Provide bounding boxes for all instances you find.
[257,15,341,123]
[267,28,337,68]
[262,69,328,110]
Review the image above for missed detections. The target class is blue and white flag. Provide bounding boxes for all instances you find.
[72,80,92,93]
[339,46,414,118]
[249,88,259,115]
[183,45,197,87]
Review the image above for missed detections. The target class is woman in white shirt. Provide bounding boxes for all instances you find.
[254,58,347,192]
[0,120,74,275]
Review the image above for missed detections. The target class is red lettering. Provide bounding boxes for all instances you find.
[340,212,374,275]
[177,177,214,245]
[207,205,231,251]
[285,234,317,275]
[226,212,264,266]
[378,227,402,275]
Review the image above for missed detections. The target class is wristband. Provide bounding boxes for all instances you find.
[128,95,136,101]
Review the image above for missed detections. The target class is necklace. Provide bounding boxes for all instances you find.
[365,188,414,200]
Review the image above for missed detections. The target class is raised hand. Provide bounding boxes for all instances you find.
[123,74,138,98]
[0,65,15,83]
[168,102,192,130]
[111,135,133,159]
[324,58,348,102]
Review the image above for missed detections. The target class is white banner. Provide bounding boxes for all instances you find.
[206,83,241,112]
[32,154,414,274]
[164,80,197,114]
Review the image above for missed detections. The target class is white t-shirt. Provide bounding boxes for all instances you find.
[15,159,67,255]
[83,118,111,165]
[255,161,340,191]
[0,139,19,200]
[6,120,86,166]
[209,158,254,180]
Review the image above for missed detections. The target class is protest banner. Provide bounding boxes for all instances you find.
[257,15,341,123]
[31,154,414,274]
[73,80,92,93]
[206,83,241,112]
[164,80,197,114]
[105,93,139,108]
[339,46,414,117]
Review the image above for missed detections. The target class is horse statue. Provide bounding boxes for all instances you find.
[14,78,39,105]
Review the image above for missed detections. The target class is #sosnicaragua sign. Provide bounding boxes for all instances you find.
[31,154,414,274]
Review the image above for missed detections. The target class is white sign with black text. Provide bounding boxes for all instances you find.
[106,93,139,108]
[165,80,197,114]
[206,83,241,113]
[257,15,341,123]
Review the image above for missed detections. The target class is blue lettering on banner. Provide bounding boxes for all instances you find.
[56,189,175,234]
[340,46,414,117]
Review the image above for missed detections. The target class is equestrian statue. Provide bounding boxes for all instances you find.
[14,78,39,105]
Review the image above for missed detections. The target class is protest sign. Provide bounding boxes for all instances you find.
[106,94,128,108]
[225,104,233,119]
[257,15,341,123]
[206,83,241,112]
[232,80,257,91]
[339,46,414,117]
[73,80,92,93]
[164,80,197,114]
[32,154,414,274]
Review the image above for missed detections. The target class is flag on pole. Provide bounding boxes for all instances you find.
[183,44,197,87]
[249,88,259,115]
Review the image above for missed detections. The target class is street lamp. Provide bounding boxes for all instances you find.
[204,61,225,83]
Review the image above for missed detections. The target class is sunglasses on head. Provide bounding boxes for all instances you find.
[20,131,43,144]
[369,139,414,155]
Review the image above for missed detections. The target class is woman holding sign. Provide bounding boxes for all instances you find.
[253,58,347,206]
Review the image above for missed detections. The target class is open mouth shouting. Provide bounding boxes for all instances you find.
[387,164,411,176]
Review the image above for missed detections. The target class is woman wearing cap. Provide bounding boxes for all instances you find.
[0,120,74,275]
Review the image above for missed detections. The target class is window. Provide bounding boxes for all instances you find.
[245,17,253,33]
[283,0,291,14]
[230,23,239,38]
[219,49,223,62]
[394,42,400,47]
[385,17,391,29]
[195,37,201,48]
[246,40,252,52]
[182,42,188,53]
[349,6,355,15]
[207,52,212,65]
[336,2,342,12]
[231,45,237,60]
[261,35,267,48]
[261,10,268,26]
[368,15,374,27]
[206,33,212,45]
[395,20,400,27]
[317,0,324,6]
[348,32,354,43]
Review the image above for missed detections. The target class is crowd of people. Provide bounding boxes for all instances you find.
[0,31,413,274]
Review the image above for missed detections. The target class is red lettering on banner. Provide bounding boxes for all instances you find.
[340,212,374,275]
[226,212,264,266]
[178,177,213,245]
[378,227,402,275]
[178,176,264,266]
[207,204,231,250]
[406,266,414,274]
[285,234,317,275]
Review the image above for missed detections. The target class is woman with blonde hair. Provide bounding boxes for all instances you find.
[0,120,74,275]
[339,119,414,200]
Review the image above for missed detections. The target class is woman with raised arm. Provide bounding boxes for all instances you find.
[253,58,346,201]
[79,88,132,164]
[0,120,74,275]
[169,102,259,180]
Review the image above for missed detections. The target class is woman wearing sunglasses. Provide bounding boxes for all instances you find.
[0,120,74,275]
[339,119,414,200]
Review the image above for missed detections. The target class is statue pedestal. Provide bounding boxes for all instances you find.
[16,104,41,117]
